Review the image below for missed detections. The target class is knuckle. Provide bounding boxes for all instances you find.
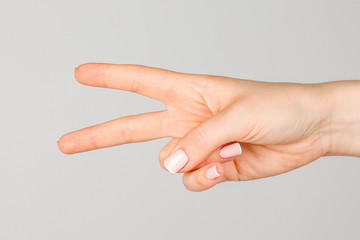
[191,126,208,148]
[119,64,147,93]
[130,65,145,93]
[88,126,100,150]
[183,174,205,192]
[119,119,134,143]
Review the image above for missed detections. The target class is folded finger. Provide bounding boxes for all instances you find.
[159,140,243,172]
[182,162,232,192]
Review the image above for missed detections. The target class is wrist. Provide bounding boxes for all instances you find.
[317,80,360,156]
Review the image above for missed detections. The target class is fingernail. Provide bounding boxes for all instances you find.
[206,165,221,180]
[219,142,242,159]
[164,149,189,173]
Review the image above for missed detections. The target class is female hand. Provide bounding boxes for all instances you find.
[58,63,333,191]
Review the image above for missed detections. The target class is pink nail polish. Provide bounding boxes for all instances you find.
[164,149,189,173]
[206,165,221,180]
[219,142,242,159]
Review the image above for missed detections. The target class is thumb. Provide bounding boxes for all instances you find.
[162,107,242,173]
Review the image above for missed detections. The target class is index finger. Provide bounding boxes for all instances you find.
[74,63,183,101]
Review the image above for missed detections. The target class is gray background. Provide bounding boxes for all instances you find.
[0,0,359,239]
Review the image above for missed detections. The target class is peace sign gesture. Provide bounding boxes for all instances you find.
[58,63,331,191]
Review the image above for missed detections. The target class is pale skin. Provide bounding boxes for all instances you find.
[57,63,360,191]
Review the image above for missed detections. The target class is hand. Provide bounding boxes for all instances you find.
[58,63,331,191]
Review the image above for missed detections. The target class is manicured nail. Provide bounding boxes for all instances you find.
[206,165,221,180]
[219,142,242,159]
[164,149,189,173]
